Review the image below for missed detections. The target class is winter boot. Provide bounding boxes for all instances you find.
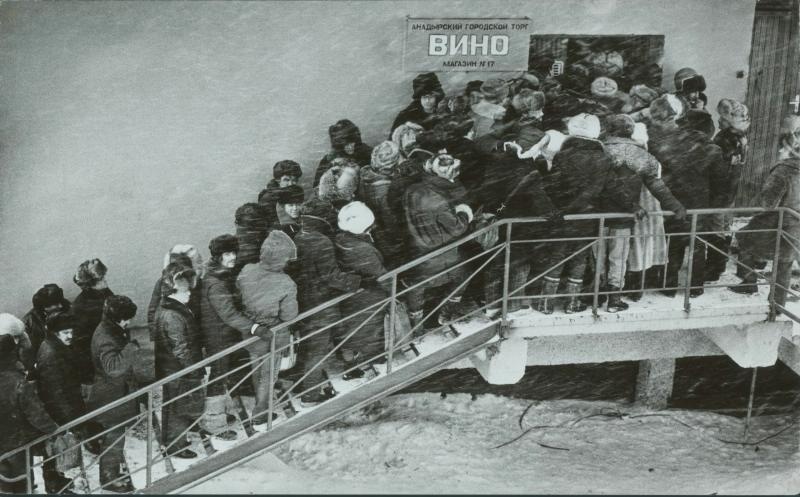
[203,395,237,440]
[606,286,629,313]
[564,279,588,314]
[535,277,560,314]
[625,271,643,302]
[438,298,468,325]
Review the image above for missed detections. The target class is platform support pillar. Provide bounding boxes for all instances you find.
[634,358,675,410]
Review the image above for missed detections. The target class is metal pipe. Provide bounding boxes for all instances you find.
[743,367,759,441]
[593,217,606,318]
[387,275,398,375]
[268,332,276,431]
[501,222,513,323]
[146,388,154,486]
[769,210,785,321]
[683,214,698,313]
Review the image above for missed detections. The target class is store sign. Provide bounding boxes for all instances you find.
[404,17,531,72]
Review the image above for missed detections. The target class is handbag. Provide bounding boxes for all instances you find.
[384,300,413,350]
[46,432,82,473]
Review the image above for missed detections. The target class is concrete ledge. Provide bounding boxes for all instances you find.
[778,335,800,376]
[703,321,790,368]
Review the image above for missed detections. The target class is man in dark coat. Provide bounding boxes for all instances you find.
[85,295,139,493]
[37,313,87,493]
[335,201,391,361]
[72,258,114,384]
[534,114,623,314]
[199,235,271,433]
[258,160,303,229]
[403,150,474,325]
[648,98,727,297]
[22,284,71,371]
[391,72,446,134]
[147,248,203,342]
[732,115,800,304]
[707,99,751,281]
[293,198,361,403]
[276,185,304,240]
[0,318,60,494]
[315,120,372,188]
[234,203,271,274]
[154,263,206,459]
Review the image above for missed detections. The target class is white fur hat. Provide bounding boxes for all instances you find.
[338,201,375,235]
[0,313,25,338]
[163,244,202,269]
[567,113,601,139]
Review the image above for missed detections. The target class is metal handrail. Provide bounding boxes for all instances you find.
[2,205,792,479]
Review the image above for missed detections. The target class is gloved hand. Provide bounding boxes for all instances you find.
[673,206,688,222]
[253,324,272,340]
[635,207,649,221]
[454,203,474,223]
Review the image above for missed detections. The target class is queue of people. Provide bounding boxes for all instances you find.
[3,64,793,494]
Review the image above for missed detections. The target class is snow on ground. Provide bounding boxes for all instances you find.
[193,393,800,495]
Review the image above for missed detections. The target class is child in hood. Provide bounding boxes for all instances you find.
[315,120,372,187]
[237,231,297,421]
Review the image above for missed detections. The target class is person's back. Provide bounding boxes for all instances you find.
[648,124,714,210]
[72,259,114,384]
[237,230,299,326]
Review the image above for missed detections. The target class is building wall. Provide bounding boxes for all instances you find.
[0,0,756,320]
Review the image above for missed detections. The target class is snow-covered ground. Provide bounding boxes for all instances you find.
[192,393,800,495]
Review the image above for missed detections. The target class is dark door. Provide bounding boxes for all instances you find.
[739,0,800,206]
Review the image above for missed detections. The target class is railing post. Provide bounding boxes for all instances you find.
[593,217,606,318]
[387,275,397,375]
[769,209,785,321]
[501,222,512,326]
[267,332,276,430]
[146,388,154,486]
[25,447,31,494]
[683,213,698,313]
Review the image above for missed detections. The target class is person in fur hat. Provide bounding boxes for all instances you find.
[391,121,425,159]
[37,312,88,493]
[706,99,751,282]
[237,231,296,420]
[359,141,405,268]
[276,185,305,239]
[391,72,446,134]
[199,235,273,431]
[234,203,271,273]
[403,149,475,326]
[602,114,686,307]
[317,157,360,209]
[732,115,800,301]
[0,316,59,494]
[625,84,660,115]
[87,295,139,492]
[147,246,204,342]
[533,113,623,314]
[334,201,391,362]
[648,97,727,297]
[471,78,510,138]
[293,198,362,404]
[21,284,71,371]
[72,258,114,384]
[673,67,707,112]
[590,76,631,115]
[154,263,209,459]
[315,120,372,187]
[258,160,302,228]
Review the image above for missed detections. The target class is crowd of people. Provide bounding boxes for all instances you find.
[4,62,800,494]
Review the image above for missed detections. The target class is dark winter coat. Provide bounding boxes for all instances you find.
[36,334,86,425]
[237,233,299,327]
[86,318,139,427]
[235,223,269,273]
[22,309,47,364]
[647,125,727,211]
[257,179,283,229]
[713,128,748,207]
[0,358,58,456]
[404,173,471,276]
[154,298,204,379]
[148,277,202,342]
[334,231,390,358]
[603,137,684,228]
[359,166,405,268]
[543,136,621,235]
[391,101,440,134]
[314,145,373,188]
[199,261,256,359]
[294,216,362,311]
[738,157,800,262]
[281,222,300,239]
[72,287,114,384]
